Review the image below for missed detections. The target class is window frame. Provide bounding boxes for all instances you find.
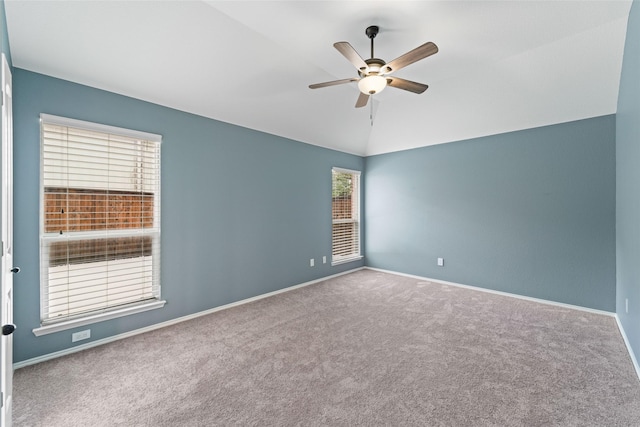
[34,114,165,336]
[331,167,363,266]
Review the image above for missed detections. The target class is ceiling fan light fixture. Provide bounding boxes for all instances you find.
[358,75,387,95]
[309,25,437,108]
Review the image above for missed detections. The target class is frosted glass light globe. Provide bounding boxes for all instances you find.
[358,75,387,95]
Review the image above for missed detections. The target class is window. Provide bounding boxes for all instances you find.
[37,114,163,334]
[332,167,361,265]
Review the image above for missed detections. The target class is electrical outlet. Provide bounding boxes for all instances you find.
[626,298,629,314]
[310,258,315,267]
[323,256,327,264]
[437,257,444,267]
[72,329,91,342]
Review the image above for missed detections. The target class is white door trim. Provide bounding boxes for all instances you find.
[1,52,15,427]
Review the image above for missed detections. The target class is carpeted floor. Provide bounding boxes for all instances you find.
[12,269,640,426]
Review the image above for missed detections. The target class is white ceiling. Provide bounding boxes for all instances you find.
[4,0,632,156]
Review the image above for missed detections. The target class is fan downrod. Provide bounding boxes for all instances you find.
[365,25,379,59]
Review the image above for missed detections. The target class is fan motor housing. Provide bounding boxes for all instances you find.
[359,58,387,77]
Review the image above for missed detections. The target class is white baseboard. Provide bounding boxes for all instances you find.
[615,315,640,381]
[366,267,640,381]
[13,267,364,370]
[18,265,637,381]
[365,267,615,317]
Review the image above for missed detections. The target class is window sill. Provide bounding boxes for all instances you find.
[332,255,364,266]
[32,300,166,337]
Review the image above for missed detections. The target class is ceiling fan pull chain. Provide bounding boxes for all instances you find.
[370,100,374,126]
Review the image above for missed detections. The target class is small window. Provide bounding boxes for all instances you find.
[332,167,361,265]
[39,115,162,329]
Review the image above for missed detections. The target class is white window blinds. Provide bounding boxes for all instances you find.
[40,115,161,325]
[332,168,361,264]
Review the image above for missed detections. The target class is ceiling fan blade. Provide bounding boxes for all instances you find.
[355,92,369,108]
[309,78,358,89]
[334,42,368,71]
[382,42,438,74]
[387,77,429,94]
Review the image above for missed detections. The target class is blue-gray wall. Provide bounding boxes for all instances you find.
[12,69,364,362]
[617,0,640,362]
[365,115,616,311]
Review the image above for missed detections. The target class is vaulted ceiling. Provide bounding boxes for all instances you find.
[4,1,632,156]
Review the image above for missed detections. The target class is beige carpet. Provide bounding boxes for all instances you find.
[12,269,640,426]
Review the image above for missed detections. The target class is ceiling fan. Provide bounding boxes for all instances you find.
[309,25,438,108]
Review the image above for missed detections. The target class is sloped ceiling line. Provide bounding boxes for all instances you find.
[5,0,632,156]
